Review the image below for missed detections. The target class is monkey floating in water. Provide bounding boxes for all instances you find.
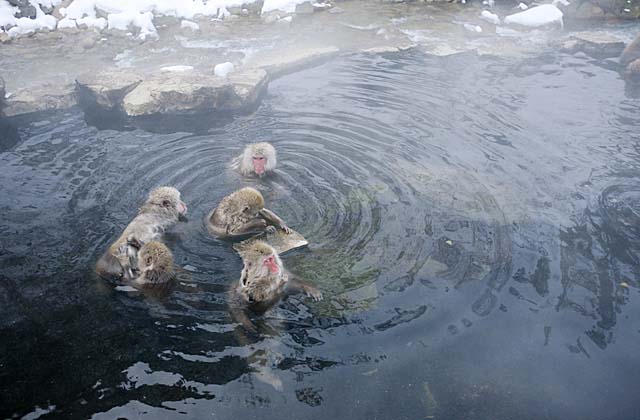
[231,142,277,178]
[96,186,188,282]
[229,240,322,331]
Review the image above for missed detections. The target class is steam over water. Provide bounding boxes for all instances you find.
[1,50,640,419]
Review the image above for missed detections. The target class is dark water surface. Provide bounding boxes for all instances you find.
[1,50,640,420]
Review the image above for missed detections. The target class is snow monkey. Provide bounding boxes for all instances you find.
[230,241,323,330]
[131,241,175,292]
[96,186,188,281]
[207,187,291,239]
[231,142,277,177]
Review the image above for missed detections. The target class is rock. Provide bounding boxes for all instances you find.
[254,46,340,78]
[564,32,626,58]
[233,228,309,256]
[620,32,640,66]
[312,2,333,12]
[295,1,315,14]
[0,32,10,43]
[0,76,5,112]
[574,3,604,19]
[3,82,77,117]
[122,75,228,117]
[76,71,143,111]
[224,68,269,111]
[52,0,73,19]
[8,0,36,18]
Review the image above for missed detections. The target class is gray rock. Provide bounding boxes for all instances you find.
[76,71,143,111]
[559,32,626,59]
[122,75,219,117]
[620,32,640,67]
[224,68,269,111]
[295,1,315,14]
[3,82,77,117]
[255,46,340,78]
[8,0,36,18]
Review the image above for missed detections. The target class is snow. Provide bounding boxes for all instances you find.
[480,10,500,25]
[517,2,529,10]
[57,17,77,28]
[7,2,57,37]
[161,65,194,72]
[108,11,156,39]
[504,4,563,28]
[463,23,482,33]
[115,285,138,292]
[180,19,199,30]
[262,0,310,14]
[214,61,234,77]
[0,0,17,28]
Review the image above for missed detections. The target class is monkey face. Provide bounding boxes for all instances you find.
[263,254,280,275]
[148,187,188,217]
[252,154,267,176]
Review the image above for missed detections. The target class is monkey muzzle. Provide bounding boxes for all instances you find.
[252,157,266,175]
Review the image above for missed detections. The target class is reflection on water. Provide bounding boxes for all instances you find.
[1,50,639,420]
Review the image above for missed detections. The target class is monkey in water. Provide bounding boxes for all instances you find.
[131,241,176,294]
[230,241,322,331]
[231,142,277,178]
[96,186,188,282]
[207,187,291,239]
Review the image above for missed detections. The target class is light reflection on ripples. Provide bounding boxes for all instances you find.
[1,50,640,420]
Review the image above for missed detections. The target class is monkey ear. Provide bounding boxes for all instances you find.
[146,256,153,266]
[242,205,250,213]
[240,270,248,287]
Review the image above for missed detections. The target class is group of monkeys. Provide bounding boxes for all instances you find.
[96,142,323,326]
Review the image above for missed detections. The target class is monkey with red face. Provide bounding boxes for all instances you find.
[231,142,277,178]
[229,241,322,331]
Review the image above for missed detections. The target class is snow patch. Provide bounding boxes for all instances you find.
[214,61,234,77]
[115,285,138,292]
[180,19,199,30]
[262,0,309,14]
[504,4,563,28]
[161,65,194,72]
[480,10,500,25]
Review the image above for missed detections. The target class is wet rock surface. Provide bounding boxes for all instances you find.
[559,31,626,58]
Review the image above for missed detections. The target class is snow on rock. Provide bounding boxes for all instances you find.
[516,3,528,10]
[504,4,563,28]
[57,17,77,28]
[161,65,194,72]
[180,19,198,31]
[5,1,57,37]
[0,1,17,28]
[480,10,500,25]
[214,61,234,77]
[463,23,482,33]
[262,0,310,14]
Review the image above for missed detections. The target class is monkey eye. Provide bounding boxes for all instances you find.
[254,156,265,160]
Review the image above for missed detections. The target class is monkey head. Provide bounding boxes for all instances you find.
[237,241,286,304]
[137,241,173,275]
[241,142,276,177]
[144,186,188,218]
[234,187,265,217]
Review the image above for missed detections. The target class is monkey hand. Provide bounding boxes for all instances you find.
[265,225,277,234]
[280,224,292,234]
[305,287,323,302]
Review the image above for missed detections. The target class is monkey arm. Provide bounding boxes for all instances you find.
[228,218,269,237]
[286,277,323,302]
[259,208,292,234]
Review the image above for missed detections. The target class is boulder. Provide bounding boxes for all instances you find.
[295,1,315,14]
[561,32,626,58]
[122,74,228,117]
[224,68,269,111]
[3,82,77,117]
[8,0,36,18]
[76,71,142,111]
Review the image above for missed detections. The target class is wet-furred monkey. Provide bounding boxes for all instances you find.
[232,142,277,177]
[96,186,187,281]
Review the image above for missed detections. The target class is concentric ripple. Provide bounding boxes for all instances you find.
[2,50,640,420]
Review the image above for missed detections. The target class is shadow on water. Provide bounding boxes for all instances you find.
[1,49,640,420]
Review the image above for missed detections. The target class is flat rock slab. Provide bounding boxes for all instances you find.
[3,82,76,117]
[76,70,143,110]
[233,228,309,255]
[251,46,340,78]
[121,68,268,117]
[561,32,626,58]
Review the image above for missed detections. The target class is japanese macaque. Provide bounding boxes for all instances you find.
[230,241,322,331]
[96,186,188,281]
[231,142,277,177]
[621,32,640,81]
[131,241,175,291]
[207,187,291,239]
